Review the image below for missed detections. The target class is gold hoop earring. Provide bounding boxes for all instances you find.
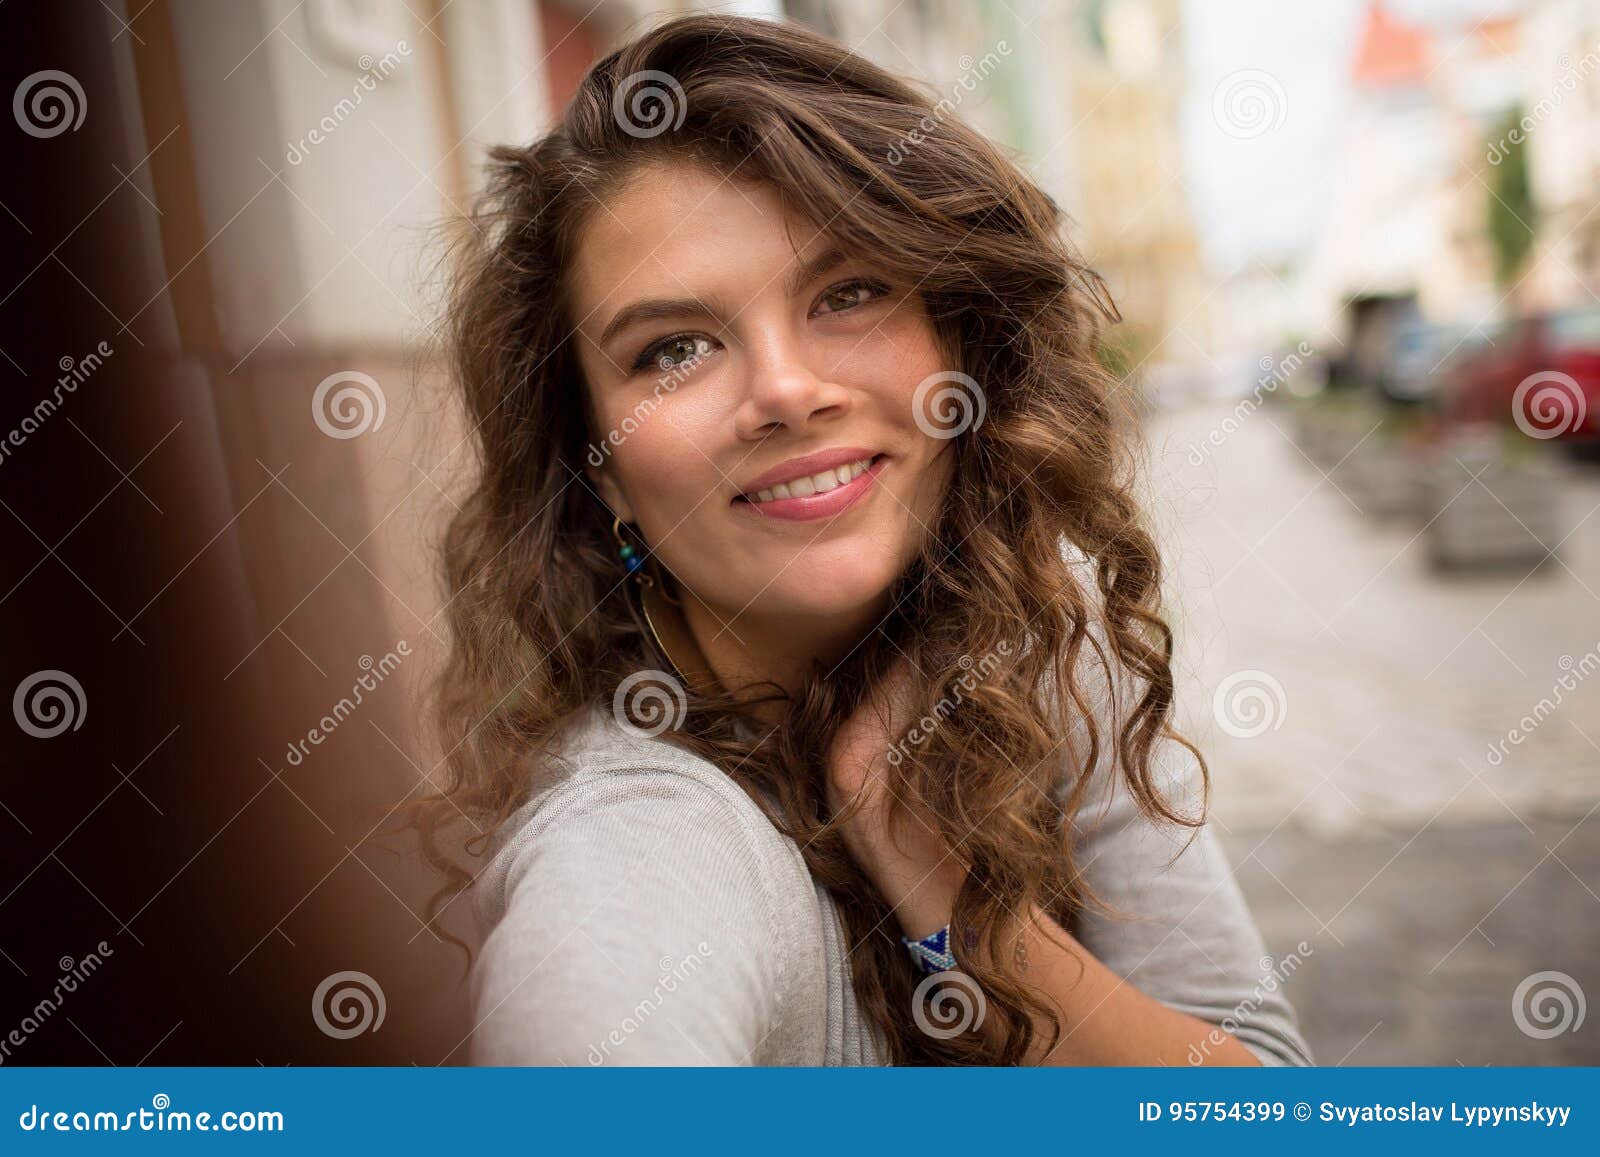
[610,518,708,693]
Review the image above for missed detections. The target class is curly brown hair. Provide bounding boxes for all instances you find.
[413,11,1207,1065]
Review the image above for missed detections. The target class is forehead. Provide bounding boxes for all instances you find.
[568,161,827,323]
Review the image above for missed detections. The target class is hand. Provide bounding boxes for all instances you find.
[825,658,969,937]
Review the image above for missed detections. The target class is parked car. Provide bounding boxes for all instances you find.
[1442,307,1600,449]
[1377,320,1474,406]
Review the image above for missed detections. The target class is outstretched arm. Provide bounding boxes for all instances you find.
[470,766,790,1065]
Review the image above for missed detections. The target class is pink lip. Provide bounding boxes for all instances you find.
[732,454,887,522]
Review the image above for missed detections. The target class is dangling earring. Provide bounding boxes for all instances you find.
[613,515,645,578]
[612,516,681,605]
[610,515,708,694]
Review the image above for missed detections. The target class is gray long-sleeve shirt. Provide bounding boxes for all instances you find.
[466,695,1317,1066]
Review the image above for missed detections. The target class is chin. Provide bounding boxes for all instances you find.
[758,545,903,620]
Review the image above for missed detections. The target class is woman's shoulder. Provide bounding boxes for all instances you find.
[467,701,831,1064]
[509,699,788,844]
[471,701,812,932]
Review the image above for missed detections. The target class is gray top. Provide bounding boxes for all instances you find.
[466,685,1316,1067]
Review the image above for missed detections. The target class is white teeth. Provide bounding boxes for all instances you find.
[744,456,876,504]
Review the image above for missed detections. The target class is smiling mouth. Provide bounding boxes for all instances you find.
[731,453,888,521]
[734,453,880,504]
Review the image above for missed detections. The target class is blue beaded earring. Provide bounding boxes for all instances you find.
[612,516,645,577]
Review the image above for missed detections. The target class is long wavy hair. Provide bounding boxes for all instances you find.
[413,12,1207,1065]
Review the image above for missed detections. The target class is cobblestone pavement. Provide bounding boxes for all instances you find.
[1144,398,1600,1064]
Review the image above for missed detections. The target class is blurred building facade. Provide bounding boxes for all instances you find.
[1519,0,1600,310]
[1304,0,1600,336]
[1053,0,1212,366]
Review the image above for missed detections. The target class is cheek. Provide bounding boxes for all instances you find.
[843,313,954,425]
[597,396,724,527]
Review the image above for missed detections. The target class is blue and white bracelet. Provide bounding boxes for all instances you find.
[900,924,957,975]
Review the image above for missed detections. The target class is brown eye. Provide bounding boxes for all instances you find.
[817,279,887,316]
[635,334,713,374]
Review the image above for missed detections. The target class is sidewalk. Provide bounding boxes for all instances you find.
[1147,397,1600,1064]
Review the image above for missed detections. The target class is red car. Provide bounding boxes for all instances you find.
[1443,307,1600,450]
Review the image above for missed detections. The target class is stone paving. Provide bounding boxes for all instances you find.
[1144,397,1600,1064]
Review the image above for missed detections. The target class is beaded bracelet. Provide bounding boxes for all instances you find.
[900,923,957,975]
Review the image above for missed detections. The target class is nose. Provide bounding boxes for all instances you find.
[733,328,850,442]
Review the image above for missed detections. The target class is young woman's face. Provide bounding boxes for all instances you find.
[573,160,956,626]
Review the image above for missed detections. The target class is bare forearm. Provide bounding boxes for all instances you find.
[989,903,1262,1066]
[837,755,1262,1065]
[894,886,1259,1066]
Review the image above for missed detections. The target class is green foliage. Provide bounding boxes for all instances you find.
[1487,105,1538,287]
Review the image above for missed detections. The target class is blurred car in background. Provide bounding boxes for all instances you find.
[1443,307,1600,451]
[1378,320,1474,406]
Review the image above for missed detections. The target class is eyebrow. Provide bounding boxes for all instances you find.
[594,246,852,351]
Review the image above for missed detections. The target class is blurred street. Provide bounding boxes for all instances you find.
[1151,396,1600,1063]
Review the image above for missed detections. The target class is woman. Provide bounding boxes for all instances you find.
[418,12,1314,1067]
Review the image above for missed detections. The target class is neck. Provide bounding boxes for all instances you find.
[677,587,889,724]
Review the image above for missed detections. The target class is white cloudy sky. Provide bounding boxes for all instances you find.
[1179,0,1513,273]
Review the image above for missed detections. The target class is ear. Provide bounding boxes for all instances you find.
[586,460,635,524]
